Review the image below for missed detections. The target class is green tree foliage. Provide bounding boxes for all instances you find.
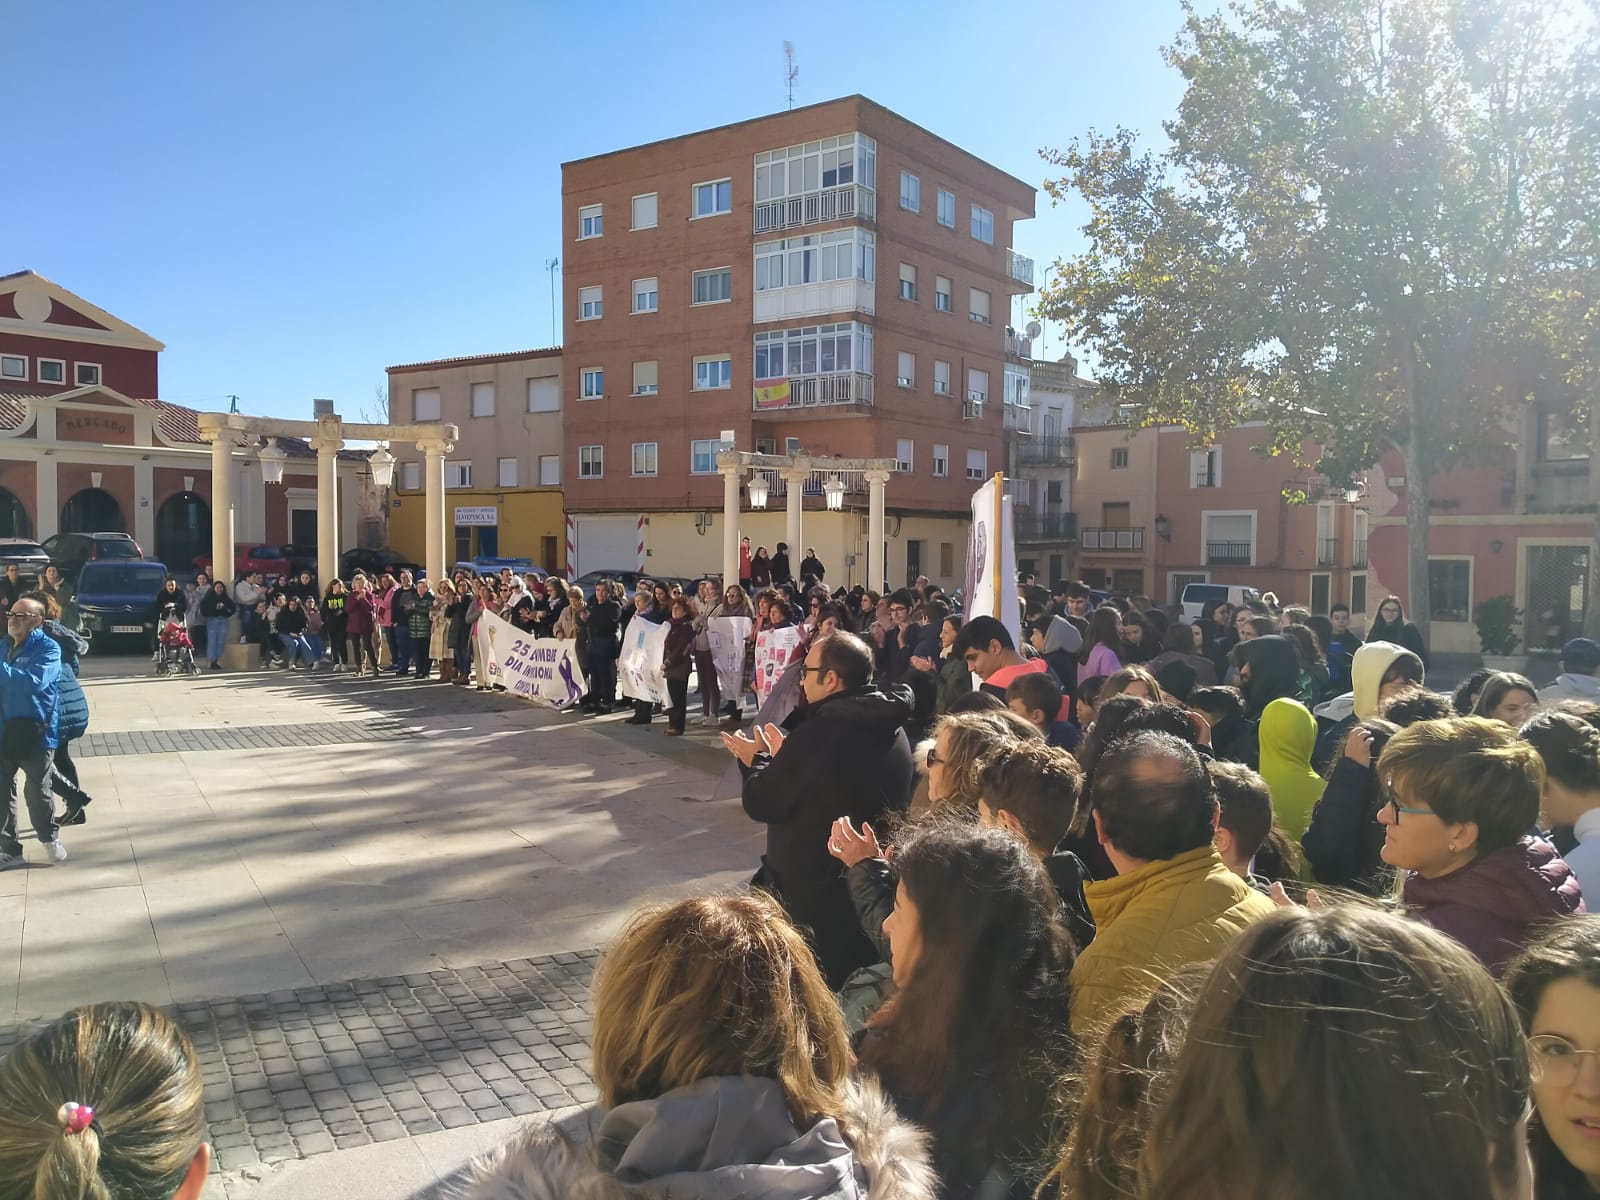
[1040,0,1598,640]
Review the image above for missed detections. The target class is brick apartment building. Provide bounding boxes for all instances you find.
[558,95,1036,589]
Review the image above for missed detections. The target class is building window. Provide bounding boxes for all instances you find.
[897,351,915,388]
[527,377,560,412]
[937,188,955,228]
[413,388,441,421]
[1046,479,1063,504]
[1203,512,1254,565]
[692,267,732,305]
[1191,445,1222,487]
[753,133,877,204]
[1428,559,1473,622]
[632,361,659,395]
[74,363,101,386]
[631,442,658,477]
[1111,447,1129,469]
[538,455,560,486]
[967,369,989,404]
[932,444,949,478]
[754,230,874,290]
[900,170,920,211]
[933,360,951,396]
[36,358,65,384]
[578,203,603,239]
[578,285,603,320]
[690,439,720,474]
[693,178,732,218]
[1351,571,1367,614]
[940,542,954,576]
[754,322,873,380]
[630,277,658,315]
[497,457,518,487]
[401,462,421,491]
[898,262,917,301]
[471,381,494,417]
[755,438,777,455]
[935,276,952,312]
[693,355,732,390]
[446,461,473,489]
[1538,405,1589,462]
[969,288,991,325]
[580,367,604,399]
[0,355,27,381]
[579,445,604,479]
[966,449,988,481]
[631,192,658,230]
[896,438,914,472]
[971,204,995,244]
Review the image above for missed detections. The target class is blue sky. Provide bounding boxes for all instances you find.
[4,0,1195,420]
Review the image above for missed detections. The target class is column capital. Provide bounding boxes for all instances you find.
[863,469,893,486]
[308,437,345,454]
[417,438,455,455]
[778,455,812,481]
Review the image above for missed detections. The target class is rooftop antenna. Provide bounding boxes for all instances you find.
[784,41,798,110]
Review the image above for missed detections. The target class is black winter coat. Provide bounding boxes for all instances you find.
[199,592,236,620]
[584,598,622,656]
[742,684,915,988]
[1300,754,1395,897]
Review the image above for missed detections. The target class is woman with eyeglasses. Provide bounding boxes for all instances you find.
[1505,916,1600,1199]
[1376,716,1584,974]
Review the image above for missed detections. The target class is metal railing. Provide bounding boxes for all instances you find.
[1017,513,1077,542]
[1193,469,1219,487]
[1005,329,1035,358]
[749,468,870,499]
[1207,541,1252,564]
[1081,527,1144,551]
[1318,536,1339,565]
[751,371,873,412]
[1003,404,1032,431]
[1353,538,1368,567]
[1015,436,1077,467]
[753,184,877,233]
[1007,248,1035,289]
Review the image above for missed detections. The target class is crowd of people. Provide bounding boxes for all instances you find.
[3,570,1600,1198]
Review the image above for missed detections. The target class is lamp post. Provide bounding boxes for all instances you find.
[824,477,846,511]
[257,442,287,485]
[747,473,770,509]
[367,444,396,488]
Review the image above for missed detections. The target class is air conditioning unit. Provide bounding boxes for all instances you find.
[963,400,983,420]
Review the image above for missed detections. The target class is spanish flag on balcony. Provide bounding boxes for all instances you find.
[753,378,792,409]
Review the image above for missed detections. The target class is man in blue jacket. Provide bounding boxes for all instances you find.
[0,595,65,870]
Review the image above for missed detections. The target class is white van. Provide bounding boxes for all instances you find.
[1180,582,1263,623]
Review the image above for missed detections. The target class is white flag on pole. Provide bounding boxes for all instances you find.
[962,473,1020,648]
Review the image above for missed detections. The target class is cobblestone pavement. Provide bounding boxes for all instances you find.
[0,952,598,1174]
[77,718,412,757]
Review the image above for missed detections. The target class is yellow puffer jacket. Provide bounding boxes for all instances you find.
[1069,845,1276,1037]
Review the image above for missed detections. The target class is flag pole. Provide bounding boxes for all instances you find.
[992,471,1005,619]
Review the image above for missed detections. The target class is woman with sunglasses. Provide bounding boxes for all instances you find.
[1376,716,1584,974]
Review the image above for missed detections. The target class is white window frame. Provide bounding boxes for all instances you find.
[578,203,603,240]
[579,445,604,479]
[412,388,441,422]
[580,367,604,399]
[933,359,951,396]
[692,177,732,219]
[471,381,495,418]
[1201,509,1259,567]
[969,288,991,325]
[966,448,989,481]
[693,355,732,391]
[1190,444,1222,488]
[74,362,102,386]
[446,461,473,489]
[971,204,995,244]
[632,360,659,396]
[937,188,955,228]
[36,357,65,384]
[0,354,27,381]
[630,192,658,230]
[967,368,989,404]
[401,462,422,491]
[935,276,952,313]
[690,438,720,475]
[932,444,949,478]
[578,285,603,321]
[631,442,658,477]
[898,262,917,302]
[631,277,659,314]
[896,438,914,472]
[1110,447,1130,469]
[497,457,518,487]
[897,351,915,388]
[900,170,920,212]
[538,455,560,486]
[526,377,560,413]
[691,267,732,306]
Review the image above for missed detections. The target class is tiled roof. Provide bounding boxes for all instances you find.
[387,346,561,372]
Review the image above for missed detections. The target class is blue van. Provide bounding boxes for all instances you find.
[75,559,171,651]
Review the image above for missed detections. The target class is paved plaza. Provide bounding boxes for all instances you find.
[0,657,760,1197]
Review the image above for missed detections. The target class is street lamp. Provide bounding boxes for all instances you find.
[367,443,396,488]
[824,476,846,511]
[257,441,287,485]
[1154,513,1172,541]
[747,472,770,509]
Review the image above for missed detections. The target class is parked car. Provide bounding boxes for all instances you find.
[570,569,702,599]
[0,538,51,587]
[340,546,422,579]
[454,558,548,579]
[279,542,320,575]
[195,543,292,582]
[75,559,173,650]
[1179,582,1264,623]
[42,531,144,582]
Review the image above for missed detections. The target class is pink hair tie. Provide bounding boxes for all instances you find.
[56,1102,96,1135]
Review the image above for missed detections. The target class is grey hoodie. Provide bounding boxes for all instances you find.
[1539,672,1600,705]
[449,1075,935,1200]
[1039,613,1082,657]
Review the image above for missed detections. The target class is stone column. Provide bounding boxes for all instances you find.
[865,469,891,594]
[208,431,235,584]
[719,455,741,587]
[420,440,451,585]
[781,457,809,569]
[313,415,343,586]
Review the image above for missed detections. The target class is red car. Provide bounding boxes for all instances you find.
[195,543,292,581]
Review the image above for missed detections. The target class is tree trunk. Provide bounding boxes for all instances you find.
[1401,434,1432,653]
[1585,386,1600,640]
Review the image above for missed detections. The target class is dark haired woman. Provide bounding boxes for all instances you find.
[1080,607,1124,680]
[199,579,237,671]
[319,578,348,673]
[859,822,1075,1198]
[1368,594,1429,667]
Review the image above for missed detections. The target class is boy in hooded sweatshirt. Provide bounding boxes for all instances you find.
[1257,698,1326,854]
[1311,640,1425,772]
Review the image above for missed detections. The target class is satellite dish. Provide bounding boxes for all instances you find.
[1025,321,1042,339]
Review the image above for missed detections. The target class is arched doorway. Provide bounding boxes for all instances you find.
[60,487,125,534]
[0,487,29,538]
[155,491,211,575]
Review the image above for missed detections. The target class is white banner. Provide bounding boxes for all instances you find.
[708,615,752,702]
[754,625,803,707]
[620,618,671,705]
[475,609,587,706]
[963,473,1021,649]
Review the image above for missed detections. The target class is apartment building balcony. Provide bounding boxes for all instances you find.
[1527,463,1595,513]
[1004,329,1036,359]
[1015,436,1077,468]
[751,370,873,417]
[1207,541,1252,565]
[754,184,876,234]
[1017,512,1077,543]
[1006,248,1035,293]
[753,278,875,323]
[1318,537,1339,566]
[1002,403,1033,432]
[1081,527,1145,551]
[1352,538,1368,567]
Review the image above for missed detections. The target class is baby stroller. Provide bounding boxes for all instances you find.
[155,603,201,677]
